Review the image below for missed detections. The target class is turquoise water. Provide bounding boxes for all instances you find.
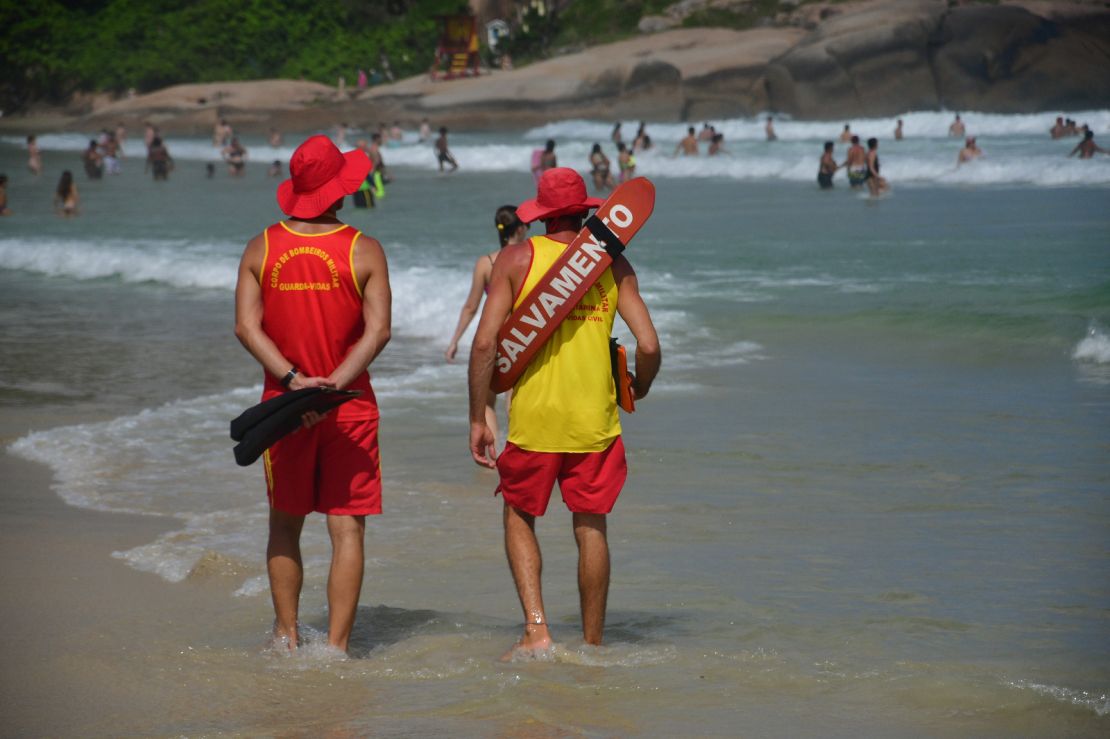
[1,117,1109,735]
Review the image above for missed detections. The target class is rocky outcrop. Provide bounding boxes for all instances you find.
[765,0,1110,118]
[930,4,1110,113]
[348,27,804,128]
[765,0,946,118]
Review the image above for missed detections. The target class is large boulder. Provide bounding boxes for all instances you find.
[765,0,947,118]
[764,0,1110,118]
[930,4,1110,113]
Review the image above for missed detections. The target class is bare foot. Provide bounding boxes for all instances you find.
[500,624,554,662]
[268,624,298,653]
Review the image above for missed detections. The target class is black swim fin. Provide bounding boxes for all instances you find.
[231,388,361,467]
[231,388,317,441]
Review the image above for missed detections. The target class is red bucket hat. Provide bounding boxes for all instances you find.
[276,135,372,218]
[516,167,603,224]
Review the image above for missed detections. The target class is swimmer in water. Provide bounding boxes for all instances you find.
[817,141,839,189]
[957,137,983,165]
[589,143,616,191]
[674,126,699,156]
[865,137,888,197]
[843,135,867,188]
[54,170,79,217]
[1069,130,1109,159]
[949,114,966,138]
[617,142,636,182]
[27,135,42,176]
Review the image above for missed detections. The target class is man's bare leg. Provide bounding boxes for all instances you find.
[502,503,552,658]
[267,508,306,649]
[573,512,610,645]
[326,514,366,653]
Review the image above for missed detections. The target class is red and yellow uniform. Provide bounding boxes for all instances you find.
[260,222,381,516]
[498,235,626,515]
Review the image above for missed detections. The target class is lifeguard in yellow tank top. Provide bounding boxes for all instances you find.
[507,235,621,453]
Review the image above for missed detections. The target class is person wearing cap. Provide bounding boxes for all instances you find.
[467,167,661,659]
[234,135,392,654]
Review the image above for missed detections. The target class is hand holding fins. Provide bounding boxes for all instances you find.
[230,388,361,466]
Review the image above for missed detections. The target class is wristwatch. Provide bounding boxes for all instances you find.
[280,367,298,388]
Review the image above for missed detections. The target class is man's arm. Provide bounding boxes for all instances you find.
[327,234,391,389]
[233,234,333,391]
[467,244,527,467]
[612,256,661,400]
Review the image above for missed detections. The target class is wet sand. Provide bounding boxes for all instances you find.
[0,453,227,735]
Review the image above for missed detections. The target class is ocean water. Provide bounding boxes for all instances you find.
[2,111,1109,736]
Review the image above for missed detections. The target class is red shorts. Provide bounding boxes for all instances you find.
[496,437,627,517]
[262,415,382,516]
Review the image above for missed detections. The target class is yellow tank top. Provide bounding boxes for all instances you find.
[507,235,621,452]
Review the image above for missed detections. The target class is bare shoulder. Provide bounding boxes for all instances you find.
[242,231,266,259]
[493,240,532,276]
[352,233,387,275]
[611,254,637,281]
[354,232,385,256]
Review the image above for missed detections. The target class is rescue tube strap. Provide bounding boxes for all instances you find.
[585,215,625,258]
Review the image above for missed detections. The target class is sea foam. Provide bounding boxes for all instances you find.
[1073,325,1110,364]
[10,108,1110,186]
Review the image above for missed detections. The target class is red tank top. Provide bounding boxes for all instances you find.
[259,221,377,420]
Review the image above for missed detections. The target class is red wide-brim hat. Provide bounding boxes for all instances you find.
[517,167,603,224]
[277,135,372,218]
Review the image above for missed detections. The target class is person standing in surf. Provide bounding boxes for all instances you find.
[435,127,459,172]
[843,135,867,188]
[865,137,888,197]
[467,168,661,659]
[446,206,529,449]
[234,135,392,654]
[818,141,839,189]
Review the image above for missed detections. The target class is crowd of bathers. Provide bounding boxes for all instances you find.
[7,111,1105,220]
[813,112,1107,196]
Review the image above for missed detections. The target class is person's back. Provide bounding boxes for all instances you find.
[818,142,837,188]
[676,127,698,156]
[507,235,620,452]
[258,220,377,419]
[844,137,867,187]
[234,134,390,654]
[83,142,103,179]
[467,167,660,658]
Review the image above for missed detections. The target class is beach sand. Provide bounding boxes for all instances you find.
[0,453,224,735]
[0,450,412,736]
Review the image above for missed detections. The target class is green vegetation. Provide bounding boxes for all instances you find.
[0,0,467,111]
[4,0,958,112]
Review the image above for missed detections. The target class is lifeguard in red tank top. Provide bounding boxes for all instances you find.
[259,221,378,421]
